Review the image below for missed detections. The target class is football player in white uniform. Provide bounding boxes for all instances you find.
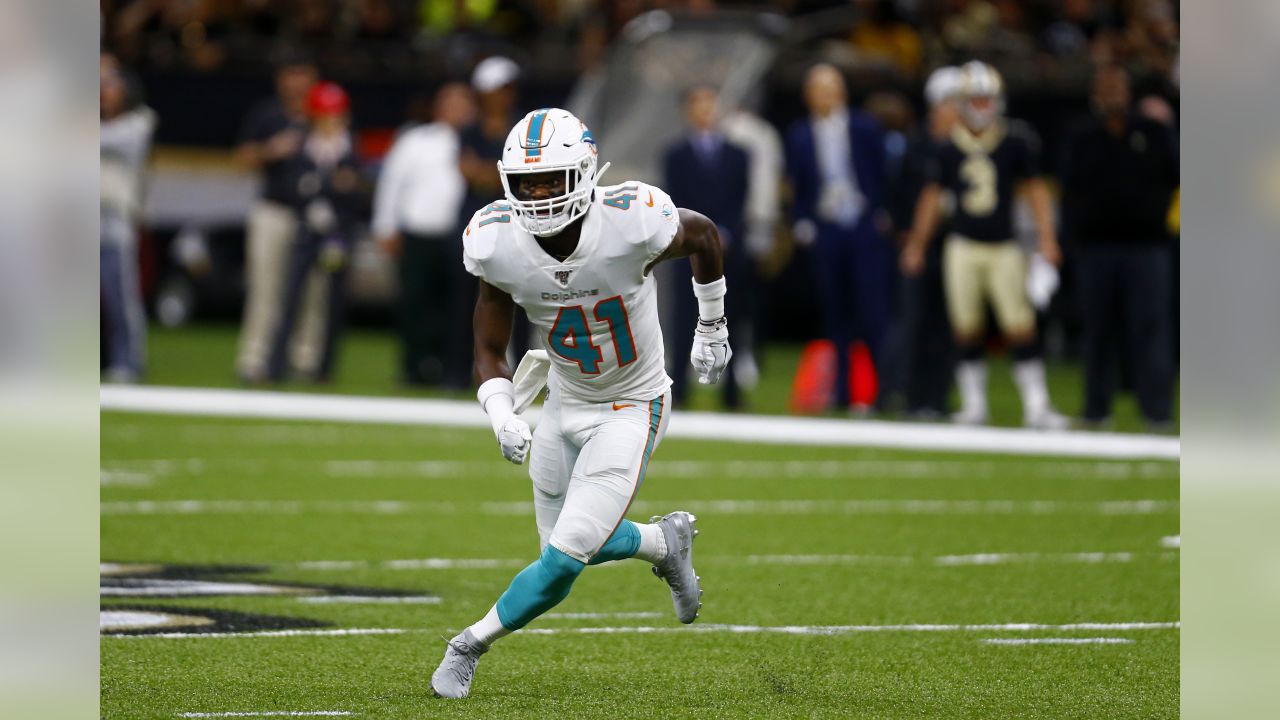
[430,108,732,699]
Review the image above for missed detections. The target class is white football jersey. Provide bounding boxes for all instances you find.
[463,181,680,403]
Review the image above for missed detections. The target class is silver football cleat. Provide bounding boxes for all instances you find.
[650,511,703,624]
[430,629,488,699]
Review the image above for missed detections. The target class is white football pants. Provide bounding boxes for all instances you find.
[529,378,671,564]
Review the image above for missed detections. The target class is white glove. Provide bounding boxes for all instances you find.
[494,417,532,465]
[691,317,733,385]
[477,378,532,465]
[1026,252,1060,311]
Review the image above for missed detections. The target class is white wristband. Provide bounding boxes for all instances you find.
[477,377,516,435]
[691,277,727,321]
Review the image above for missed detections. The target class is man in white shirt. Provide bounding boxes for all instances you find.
[373,83,475,387]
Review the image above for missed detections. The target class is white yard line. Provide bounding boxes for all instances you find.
[520,621,1179,636]
[1161,535,1181,549]
[107,628,404,640]
[100,385,1179,460]
[981,637,1135,645]
[543,612,663,619]
[108,621,1178,640]
[175,707,353,712]
[319,458,1176,481]
[295,596,440,605]
[284,551,1176,571]
[99,498,1178,516]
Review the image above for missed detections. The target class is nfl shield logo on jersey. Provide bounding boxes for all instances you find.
[555,269,572,287]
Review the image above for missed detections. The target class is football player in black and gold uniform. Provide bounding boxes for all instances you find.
[901,61,1068,430]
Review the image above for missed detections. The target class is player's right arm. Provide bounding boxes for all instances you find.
[901,182,943,276]
[474,279,529,464]
[473,279,515,384]
[472,279,532,465]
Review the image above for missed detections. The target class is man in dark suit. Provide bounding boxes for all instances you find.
[785,63,890,413]
[662,86,750,409]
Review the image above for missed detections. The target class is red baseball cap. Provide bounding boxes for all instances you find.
[306,82,350,117]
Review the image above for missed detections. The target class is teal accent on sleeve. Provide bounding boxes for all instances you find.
[495,544,585,631]
[588,520,641,565]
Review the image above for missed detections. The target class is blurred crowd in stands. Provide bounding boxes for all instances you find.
[103,0,1178,82]
[100,0,1179,431]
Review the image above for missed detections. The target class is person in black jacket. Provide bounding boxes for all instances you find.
[1060,65,1178,429]
[884,67,964,418]
[266,82,366,383]
[662,86,750,409]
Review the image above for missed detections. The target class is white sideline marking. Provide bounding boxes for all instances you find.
[110,621,1178,640]
[99,498,1178,516]
[981,637,1134,645]
[108,628,404,640]
[100,385,1180,459]
[1161,535,1180,549]
[175,707,353,712]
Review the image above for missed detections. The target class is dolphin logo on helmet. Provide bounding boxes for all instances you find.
[498,108,610,237]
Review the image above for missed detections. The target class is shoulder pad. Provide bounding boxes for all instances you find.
[596,181,677,246]
[463,200,515,269]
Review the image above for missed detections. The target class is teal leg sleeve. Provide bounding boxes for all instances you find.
[587,520,641,565]
[495,544,586,631]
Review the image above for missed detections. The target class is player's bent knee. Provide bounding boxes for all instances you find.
[495,544,586,631]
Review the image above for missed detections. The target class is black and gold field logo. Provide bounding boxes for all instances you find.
[100,562,437,635]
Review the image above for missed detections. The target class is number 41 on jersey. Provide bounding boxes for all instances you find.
[548,296,637,375]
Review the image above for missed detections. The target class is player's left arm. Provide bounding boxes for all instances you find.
[648,208,733,385]
[1014,124,1062,266]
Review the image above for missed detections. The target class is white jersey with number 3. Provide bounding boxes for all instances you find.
[463,181,679,403]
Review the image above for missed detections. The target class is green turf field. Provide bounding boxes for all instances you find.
[101,410,1179,719]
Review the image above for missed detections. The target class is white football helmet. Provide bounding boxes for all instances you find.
[498,108,610,236]
[958,61,1005,130]
[924,66,964,107]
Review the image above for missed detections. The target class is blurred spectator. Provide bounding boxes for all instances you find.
[882,66,963,418]
[266,82,366,383]
[663,85,750,409]
[721,103,785,390]
[373,83,476,387]
[233,50,325,383]
[461,56,529,362]
[849,0,923,78]
[785,64,889,413]
[100,53,158,383]
[1060,64,1177,430]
